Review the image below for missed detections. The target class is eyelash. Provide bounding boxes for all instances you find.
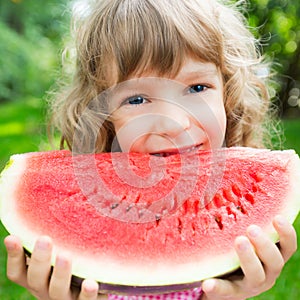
[121,94,149,106]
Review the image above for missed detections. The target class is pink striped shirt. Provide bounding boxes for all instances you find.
[108,287,203,300]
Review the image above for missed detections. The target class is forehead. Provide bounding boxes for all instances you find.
[174,59,220,81]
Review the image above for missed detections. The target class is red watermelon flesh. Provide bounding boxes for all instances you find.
[0,147,300,292]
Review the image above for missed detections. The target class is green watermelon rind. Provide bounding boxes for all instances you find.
[0,148,300,287]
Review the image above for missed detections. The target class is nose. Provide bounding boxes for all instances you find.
[153,102,191,137]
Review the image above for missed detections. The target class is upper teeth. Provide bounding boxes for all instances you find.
[184,145,198,153]
[152,145,200,157]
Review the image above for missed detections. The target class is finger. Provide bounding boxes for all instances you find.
[4,235,28,287]
[48,253,72,300]
[247,225,284,277]
[77,279,99,300]
[27,236,53,294]
[273,215,297,262]
[234,235,266,286]
[202,278,240,299]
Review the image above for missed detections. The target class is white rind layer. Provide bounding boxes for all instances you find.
[0,154,45,257]
[0,149,300,286]
[0,154,28,235]
[278,150,300,233]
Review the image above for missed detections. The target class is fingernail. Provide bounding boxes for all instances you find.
[5,241,17,251]
[203,279,216,292]
[56,255,68,267]
[237,239,250,251]
[36,237,51,250]
[83,279,99,294]
[275,215,287,227]
[248,225,261,238]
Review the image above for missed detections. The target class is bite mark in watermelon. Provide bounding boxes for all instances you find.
[0,147,300,294]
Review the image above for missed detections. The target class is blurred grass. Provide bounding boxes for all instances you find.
[0,97,50,171]
[0,98,300,299]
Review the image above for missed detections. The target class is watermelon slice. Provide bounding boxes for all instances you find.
[0,147,300,294]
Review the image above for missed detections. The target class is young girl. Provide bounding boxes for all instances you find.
[4,0,298,299]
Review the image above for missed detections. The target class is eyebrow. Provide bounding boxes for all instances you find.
[109,78,149,96]
[175,66,219,81]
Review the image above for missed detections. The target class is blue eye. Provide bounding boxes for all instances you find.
[127,96,146,105]
[189,84,206,93]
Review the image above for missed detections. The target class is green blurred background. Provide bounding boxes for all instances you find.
[0,0,300,299]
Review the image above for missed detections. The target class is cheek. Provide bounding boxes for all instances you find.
[113,116,151,152]
[192,98,226,149]
[207,106,226,148]
[113,121,134,152]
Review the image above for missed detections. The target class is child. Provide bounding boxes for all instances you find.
[4,0,297,299]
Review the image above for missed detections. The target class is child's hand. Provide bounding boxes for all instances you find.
[4,235,103,300]
[201,215,297,300]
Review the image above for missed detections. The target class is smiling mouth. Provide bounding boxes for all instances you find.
[150,144,203,157]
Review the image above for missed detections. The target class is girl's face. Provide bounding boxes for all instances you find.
[108,57,226,155]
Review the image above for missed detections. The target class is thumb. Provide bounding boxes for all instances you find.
[202,278,240,299]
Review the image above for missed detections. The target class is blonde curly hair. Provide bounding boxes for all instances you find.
[49,0,277,153]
